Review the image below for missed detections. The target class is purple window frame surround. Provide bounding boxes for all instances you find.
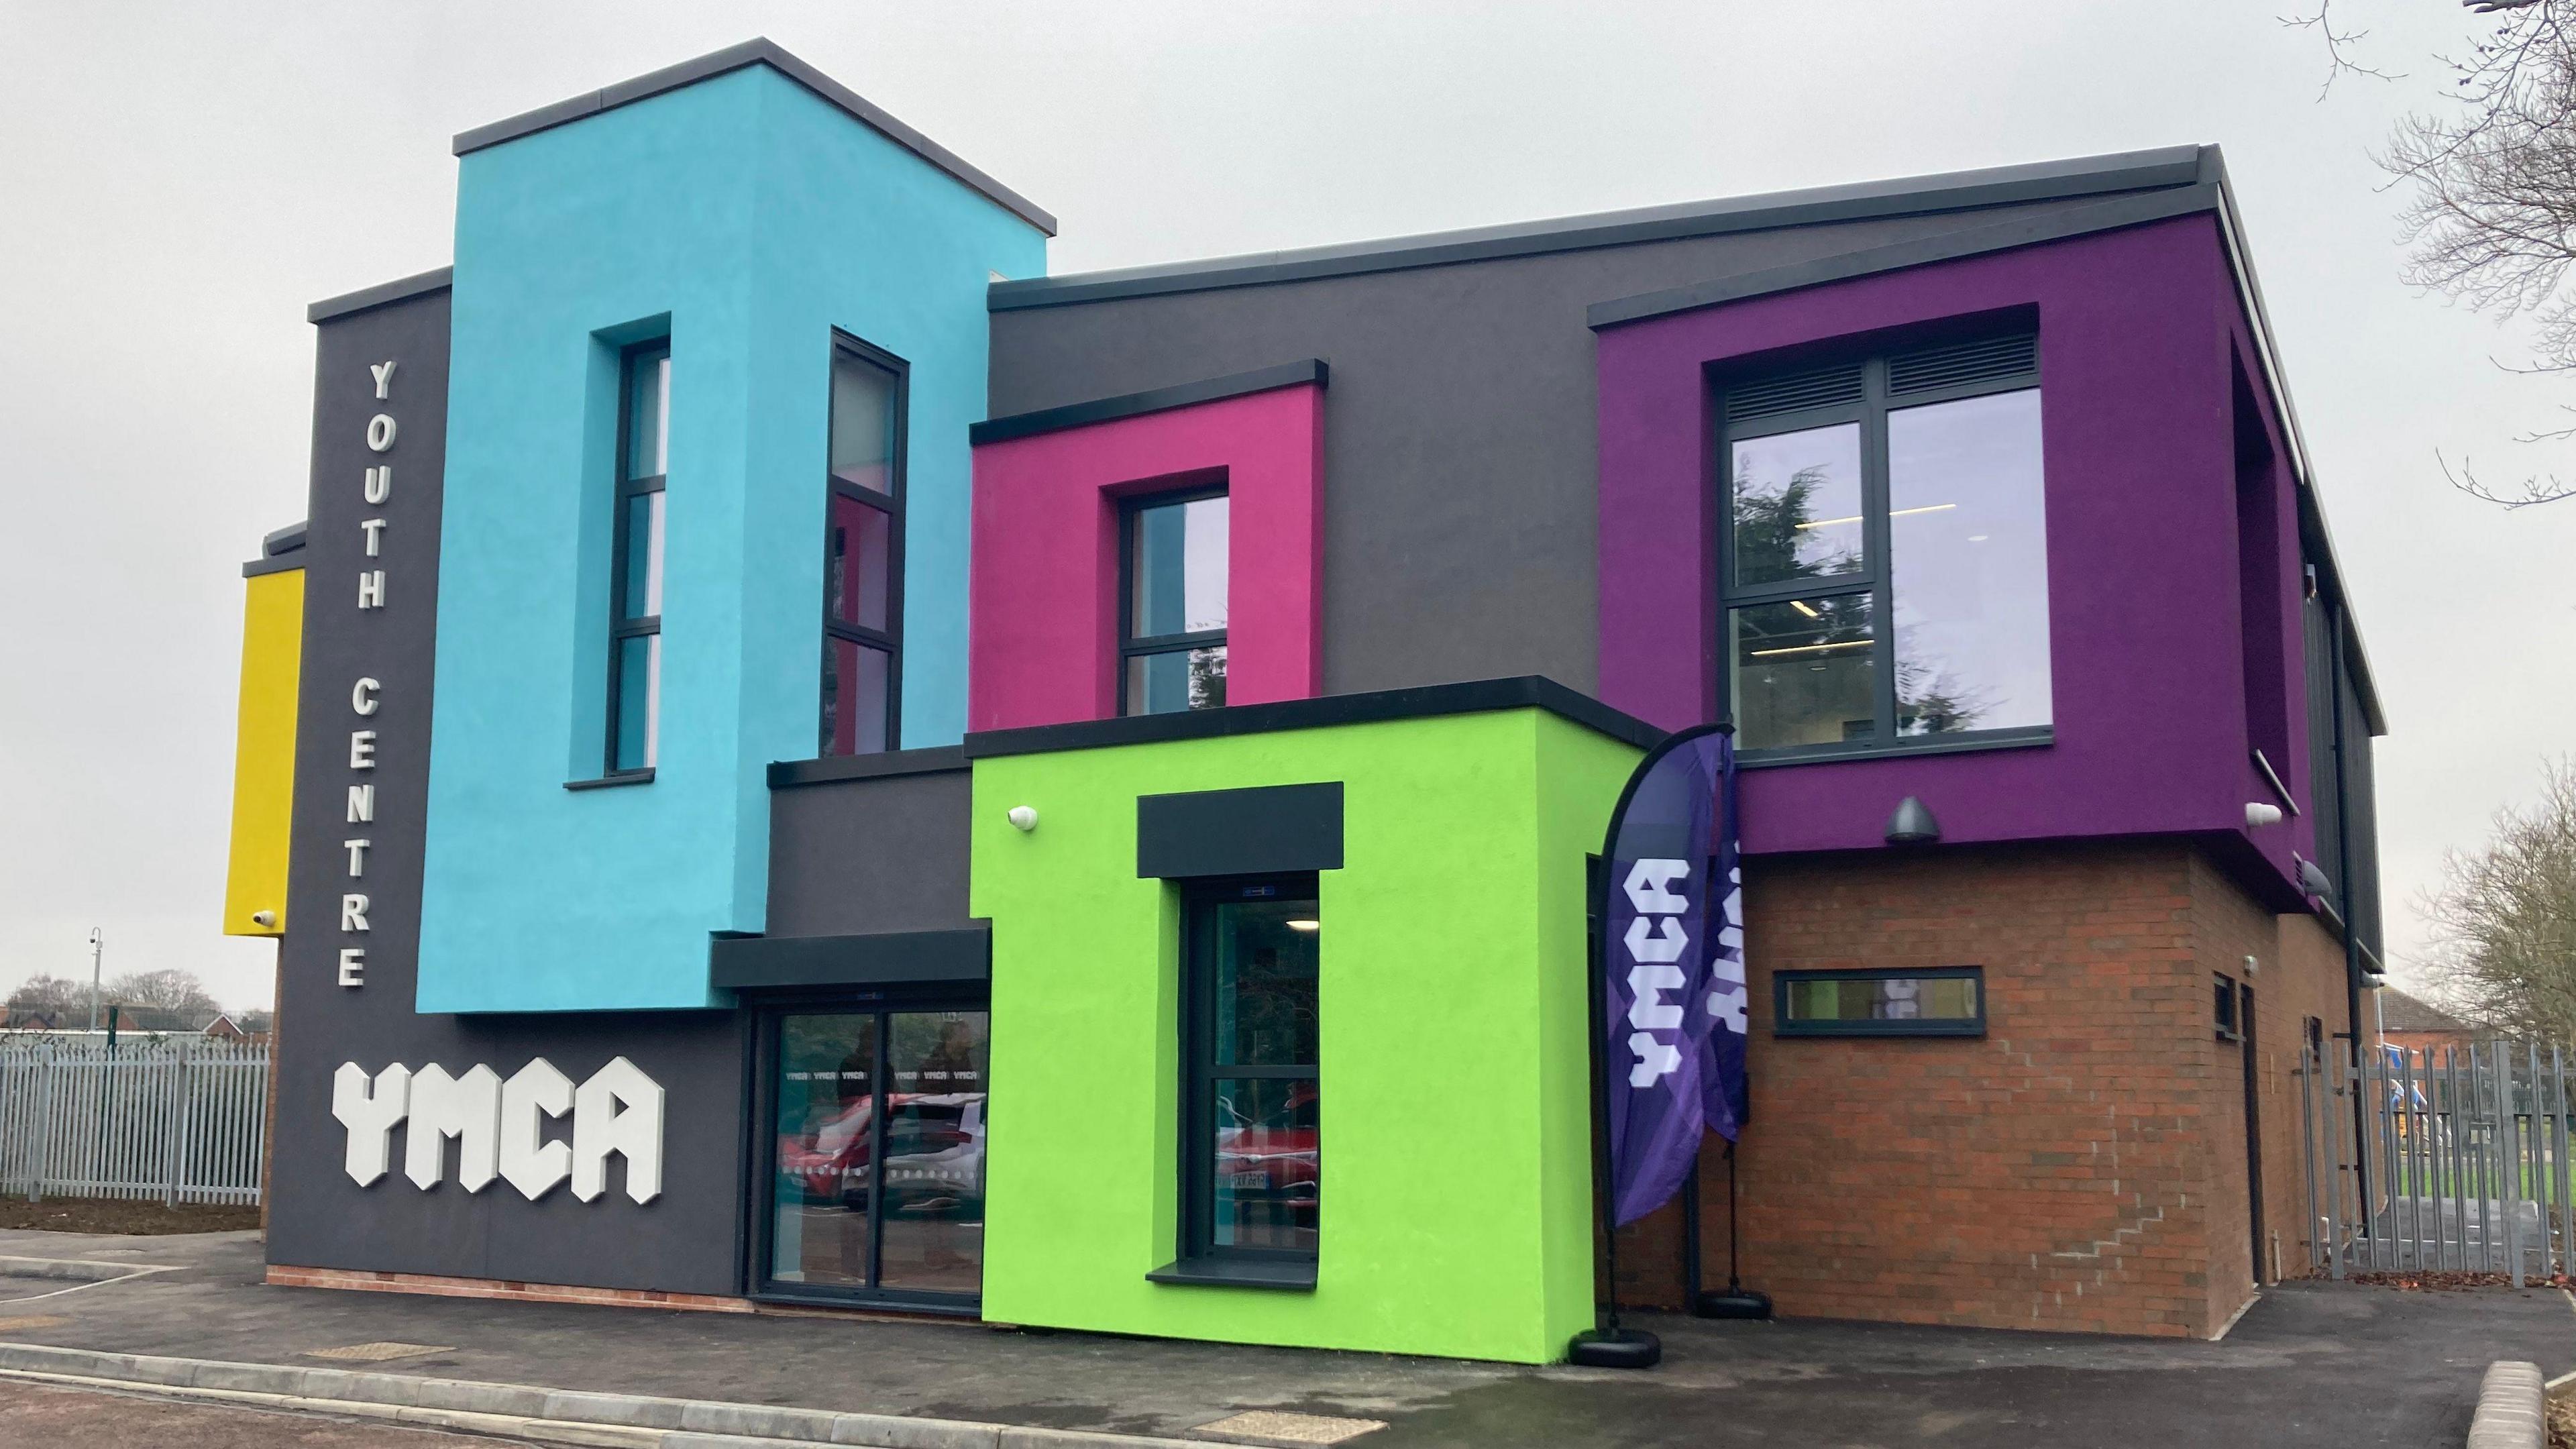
[1593,215,2317,893]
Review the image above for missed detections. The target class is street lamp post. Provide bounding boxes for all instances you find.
[87,928,103,1032]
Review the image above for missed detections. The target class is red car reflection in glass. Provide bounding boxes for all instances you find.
[777,1093,985,1210]
[1216,1083,1318,1200]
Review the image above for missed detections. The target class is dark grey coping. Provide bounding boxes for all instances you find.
[564,769,654,791]
[1585,187,2218,328]
[988,145,2206,312]
[450,38,1056,237]
[969,360,1327,446]
[243,523,308,577]
[307,266,453,325]
[768,744,967,790]
[961,676,1664,760]
[1146,1256,1317,1291]
[711,926,988,991]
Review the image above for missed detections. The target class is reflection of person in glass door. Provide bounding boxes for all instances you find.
[820,1044,875,1282]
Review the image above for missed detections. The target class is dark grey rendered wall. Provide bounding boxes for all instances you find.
[266,289,753,1296]
[986,200,2104,698]
[765,765,973,936]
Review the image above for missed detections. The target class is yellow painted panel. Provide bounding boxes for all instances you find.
[222,566,303,935]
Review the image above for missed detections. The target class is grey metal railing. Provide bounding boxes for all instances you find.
[0,1037,268,1206]
[2301,1040,2569,1283]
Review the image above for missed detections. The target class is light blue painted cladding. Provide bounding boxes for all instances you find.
[419,66,1047,1012]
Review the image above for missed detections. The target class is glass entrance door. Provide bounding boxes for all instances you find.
[762,1007,987,1307]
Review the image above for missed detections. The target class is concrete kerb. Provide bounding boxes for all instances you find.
[0,1341,1247,1448]
[2469,1360,2545,1449]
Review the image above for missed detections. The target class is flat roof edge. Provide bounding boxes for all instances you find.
[1587,184,2220,329]
[451,38,1057,236]
[307,266,453,324]
[962,676,1665,759]
[969,359,1327,446]
[989,145,2206,311]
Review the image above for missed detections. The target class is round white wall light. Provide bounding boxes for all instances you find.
[1007,805,1038,833]
[2245,802,2284,828]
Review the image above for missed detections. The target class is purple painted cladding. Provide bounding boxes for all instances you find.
[1594,215,2317,894]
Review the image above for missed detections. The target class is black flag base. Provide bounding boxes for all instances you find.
[1568,1326,1662,1368]
[1693,1286,1774,1320]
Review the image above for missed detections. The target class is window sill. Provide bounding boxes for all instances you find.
[1775,1024,1986,1039]
[1146,1256,1317,1292]
[1736,726,2052,771]
[564,769,655,791]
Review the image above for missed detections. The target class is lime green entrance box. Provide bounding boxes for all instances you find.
[969,681,1652,1363]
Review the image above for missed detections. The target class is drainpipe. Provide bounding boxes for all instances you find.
[2330,607,2369,1216]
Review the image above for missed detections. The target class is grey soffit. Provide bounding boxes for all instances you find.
[769,744,969,790]
[710,926,990,991]
[987,145,2207,311]
[961,676,1665,760]
[306,267,454,325]
[1586,186,2220,329]
[969,360,1328,446]
[1138,782,1344,880]
[449,38,1058,237]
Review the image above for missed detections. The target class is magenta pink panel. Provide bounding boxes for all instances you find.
[969,384,1324,731]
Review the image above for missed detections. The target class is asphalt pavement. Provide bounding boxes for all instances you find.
[0,1228,2568,1447]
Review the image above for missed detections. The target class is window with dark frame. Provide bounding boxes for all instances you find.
[1719,331,2052,758]
[2214,974,2243,1042]
[820,335,906,756]
[1120,486,1229,716]
[1179,875,1318,1271]
[1774,967,1984,1036]
[606,341,669,776]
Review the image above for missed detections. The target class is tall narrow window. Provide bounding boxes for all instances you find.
[1179,877,1319,1273]
[606,341,669,775]
[820,337,906,755]
[1122,488,1228,716]
[1721,332,2051,757]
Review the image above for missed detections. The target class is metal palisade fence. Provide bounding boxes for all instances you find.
[0,1036,269,1205]
[2301,1040,2572,1283]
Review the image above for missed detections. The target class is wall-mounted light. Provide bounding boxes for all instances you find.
[1006,806,1038,833]
[2245,802,2284,828]
[1885,796,1940,845]
[1286,919,1321,932]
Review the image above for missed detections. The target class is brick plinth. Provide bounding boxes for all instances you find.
[1610,839,2363,1339]
[266,1263,755,1313]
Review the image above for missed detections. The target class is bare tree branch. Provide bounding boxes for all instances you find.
[2284,0,2407,96]
[2438,448,2576,506]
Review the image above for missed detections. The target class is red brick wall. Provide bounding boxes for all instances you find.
[1611,839,2361,1338]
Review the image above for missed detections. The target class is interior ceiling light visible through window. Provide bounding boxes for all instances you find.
[1751,640,1873,658]
[1795,502,1957,531]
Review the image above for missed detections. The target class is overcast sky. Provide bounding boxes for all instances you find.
[3,1,2570,1012]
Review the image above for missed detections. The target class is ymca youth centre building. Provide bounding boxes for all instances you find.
[221,41,2389,1362]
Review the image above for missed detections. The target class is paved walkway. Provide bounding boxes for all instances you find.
[1,1228,2570,1446]
[0,1378,515,1449]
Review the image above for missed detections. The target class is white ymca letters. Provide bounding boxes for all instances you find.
[1620,856,1750,1086]
[330,1057,665,1205]
[1623,858,1689,1087]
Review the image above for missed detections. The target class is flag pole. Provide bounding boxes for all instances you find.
[1693,724,1771,1321]
[1571,851,1658,1367]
